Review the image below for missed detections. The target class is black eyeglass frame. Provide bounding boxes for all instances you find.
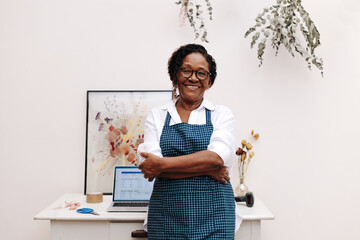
[178,67,211,81]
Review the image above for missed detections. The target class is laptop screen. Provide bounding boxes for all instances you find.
[113,166,154,201]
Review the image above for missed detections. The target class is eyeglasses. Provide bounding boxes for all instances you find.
[179,68,211,81]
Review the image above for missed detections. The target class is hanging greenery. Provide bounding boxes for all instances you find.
[245,0,324,75]
[176,0,213,43]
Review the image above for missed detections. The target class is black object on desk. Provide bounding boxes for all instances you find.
[235,192,254,207]
[131,230,148,238]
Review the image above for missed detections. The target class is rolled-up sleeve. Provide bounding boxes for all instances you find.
[137,110,163,163]
[207,107,236,169]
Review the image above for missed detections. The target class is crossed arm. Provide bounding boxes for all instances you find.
[138,150,230,184]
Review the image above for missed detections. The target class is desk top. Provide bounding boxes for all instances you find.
[34,193,274,221]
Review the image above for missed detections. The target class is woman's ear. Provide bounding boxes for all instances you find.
[172,82,179,99]
[206,80,212,90]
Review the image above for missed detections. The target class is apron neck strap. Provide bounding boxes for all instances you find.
[205,109,211,124]
[164,112,171,126]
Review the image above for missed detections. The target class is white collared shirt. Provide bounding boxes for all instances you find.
[137,98,236,171]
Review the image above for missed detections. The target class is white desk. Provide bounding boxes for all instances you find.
[34,193,274,240]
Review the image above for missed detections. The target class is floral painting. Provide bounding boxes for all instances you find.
[85,90,172,194]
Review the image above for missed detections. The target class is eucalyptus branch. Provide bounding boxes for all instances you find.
[245,0,324,76]
[176,0,213,42]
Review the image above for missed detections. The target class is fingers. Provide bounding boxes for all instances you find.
[140,152,149,158]
[226,170,230,179]
[143,173,152,180]
[222,170,230,184]
[138,152,149,169]
[142,172,154,182]
[224,174,230,181]
[220,175,228,184]
[210,167,231,184]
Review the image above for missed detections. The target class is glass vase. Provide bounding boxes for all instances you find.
[235,158,249,197]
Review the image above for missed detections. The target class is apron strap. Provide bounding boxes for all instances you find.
[164,112,171,127]
[205,109,211,124]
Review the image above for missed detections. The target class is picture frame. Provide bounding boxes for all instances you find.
[84,90,172,195]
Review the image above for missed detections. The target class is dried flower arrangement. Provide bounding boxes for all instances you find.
[245,0,324,75]
[236,130,260,175]
[235,130,260,196]
[176,0,213,42]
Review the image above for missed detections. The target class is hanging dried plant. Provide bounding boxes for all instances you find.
[245,0,324,76]
[176,0,213,43]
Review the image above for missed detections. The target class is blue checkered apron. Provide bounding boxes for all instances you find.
[147,109,235,240]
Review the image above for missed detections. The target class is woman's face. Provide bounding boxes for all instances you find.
[176,52,211,105]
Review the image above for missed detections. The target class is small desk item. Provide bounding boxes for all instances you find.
[86,192,103,203]
[77,208,100,215]
[131,230,148,238]
[235,192,255,207]
[107,166,154,212]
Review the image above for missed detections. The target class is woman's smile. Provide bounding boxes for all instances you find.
[184,84,201,90]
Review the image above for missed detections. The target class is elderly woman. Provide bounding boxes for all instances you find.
[138,44,240,239]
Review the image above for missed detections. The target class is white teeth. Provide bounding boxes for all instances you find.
[187,86,199,90]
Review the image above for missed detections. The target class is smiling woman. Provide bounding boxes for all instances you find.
[137,44,241,239]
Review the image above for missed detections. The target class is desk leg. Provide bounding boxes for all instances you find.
[235,220,261,240]
[50,220,109,240]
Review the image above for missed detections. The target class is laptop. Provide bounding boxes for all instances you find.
[107,166,154,212]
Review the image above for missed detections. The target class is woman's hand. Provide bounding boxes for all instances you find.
[138,152,163,181]
[208,166,230,184]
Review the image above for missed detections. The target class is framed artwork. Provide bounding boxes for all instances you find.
[85,90,172,195]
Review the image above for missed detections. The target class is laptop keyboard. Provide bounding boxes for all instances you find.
[113,202,149,207]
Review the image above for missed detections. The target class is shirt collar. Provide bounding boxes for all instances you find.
[160,97,216,111]
[200,98,216,111]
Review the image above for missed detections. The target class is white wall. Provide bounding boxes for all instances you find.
[1,0,359,239]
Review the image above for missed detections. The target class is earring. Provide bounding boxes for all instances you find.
[172,85,178,99]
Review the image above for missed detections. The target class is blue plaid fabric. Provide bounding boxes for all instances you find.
[148,109,235,240]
